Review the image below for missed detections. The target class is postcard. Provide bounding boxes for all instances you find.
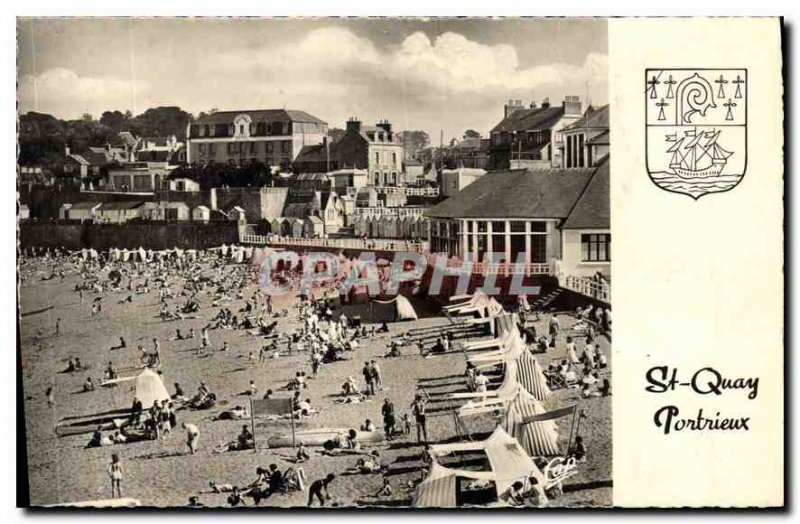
[16,16,784,509]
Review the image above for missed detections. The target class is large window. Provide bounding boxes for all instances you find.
[581,234,611,262]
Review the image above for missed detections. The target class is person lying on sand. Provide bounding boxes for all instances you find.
[208,480,233,493]
[214,405,250,420]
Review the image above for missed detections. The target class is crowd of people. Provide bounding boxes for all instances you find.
[21,244,611,508]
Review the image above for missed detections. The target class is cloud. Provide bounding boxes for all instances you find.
[18,27,606,140]
[19,67,147,118]
[192,28,607,139]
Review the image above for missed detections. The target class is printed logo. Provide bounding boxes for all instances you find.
[646,68,747,199]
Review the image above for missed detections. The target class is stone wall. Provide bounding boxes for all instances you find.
[19,220,240,250]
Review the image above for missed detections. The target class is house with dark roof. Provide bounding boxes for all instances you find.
[425,157,610,280]
[558,105,610,169]
[445,137,491,170]
[489,96,584,170]
[334,118,404,187]
[62,144,127,186]
[187,109,328,169]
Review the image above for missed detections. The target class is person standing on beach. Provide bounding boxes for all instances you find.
[548,315,560,347]
[107,453,123,499]
[182,422,200,454]
[381,398,396,439]
[411,394,428,443]
[371,360,383,391]
[45,386,54,409]
[362,361,374,396]
[55,317,61,336]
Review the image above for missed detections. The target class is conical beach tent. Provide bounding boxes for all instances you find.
[134,368,170,407]
[413,463,459,508]
[395,295,418,320]
[502,388,560,457]
[517,352,552,401]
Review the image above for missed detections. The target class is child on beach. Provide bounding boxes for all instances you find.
[107,453,123,499]
[402,413,411,436]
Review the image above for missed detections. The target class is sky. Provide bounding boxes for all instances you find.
[17,17,607,143]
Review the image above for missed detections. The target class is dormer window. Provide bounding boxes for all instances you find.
[233,114,253,138]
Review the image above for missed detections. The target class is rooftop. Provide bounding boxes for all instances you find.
[562,157,610,229]
[491,106,565,134]
[426,164,602,221]
[562,105,610,132]
[194,109,327,126]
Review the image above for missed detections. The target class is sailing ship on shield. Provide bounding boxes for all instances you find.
[646,68,747,199]
[665,129,733,179]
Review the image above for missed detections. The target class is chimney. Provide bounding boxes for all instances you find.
[562,95,582,116]
[65,145,71,156]
[346,117,362,133]
[504,99,524,118]
[376,119,392,133]
[541,97,551,109]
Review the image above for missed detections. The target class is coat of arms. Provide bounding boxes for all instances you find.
[646,68,747,199]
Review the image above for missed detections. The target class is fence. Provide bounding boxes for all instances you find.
[562,275,611,303]
[240,233,429,253]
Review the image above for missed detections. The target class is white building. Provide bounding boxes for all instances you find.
[440,168,486,197]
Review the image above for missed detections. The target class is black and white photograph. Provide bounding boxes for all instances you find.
[14,15,647,509]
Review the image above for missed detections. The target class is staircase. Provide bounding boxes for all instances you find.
[532,288,564,311]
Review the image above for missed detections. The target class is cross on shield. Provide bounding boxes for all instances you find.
[645,68,747,200]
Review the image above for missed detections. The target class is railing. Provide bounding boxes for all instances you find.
[240,233,429,253]
[373,186,439,197]
[424,255,553,277]
[352,207,427,217]
[562,275,611,303]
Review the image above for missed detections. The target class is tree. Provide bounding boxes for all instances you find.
[328,127,346,144]
[463,129,481,139]
[399,130,430,156]
[131,106,192,140]
[99,110,130,133]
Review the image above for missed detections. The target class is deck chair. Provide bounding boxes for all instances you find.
[544,371,567,390]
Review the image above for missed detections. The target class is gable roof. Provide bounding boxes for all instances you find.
[194,109,326,126]
[491,106,565,133]
[426,166,596,219]
[562,158,610,229]
[562,104,610,132]
[586,129,610,146]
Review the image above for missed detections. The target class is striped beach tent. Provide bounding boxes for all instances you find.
[516,351,552,401]
[413,463,459,508]
[502,388,560,457]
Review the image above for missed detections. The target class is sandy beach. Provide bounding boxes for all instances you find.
[18,253,611,508]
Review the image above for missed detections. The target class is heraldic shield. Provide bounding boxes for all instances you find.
[645,68,747,199]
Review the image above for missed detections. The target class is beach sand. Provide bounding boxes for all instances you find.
[18,256,611,508]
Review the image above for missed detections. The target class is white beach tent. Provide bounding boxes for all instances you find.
[503,388,561,456]
[467,330,526,366]
[516,351,552,401]
[102,368,170,408]
[414,427,546,507]
[134,368,171,407]
[395,295,418,320]
[457,385,560,457]
[462,313,519,352]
